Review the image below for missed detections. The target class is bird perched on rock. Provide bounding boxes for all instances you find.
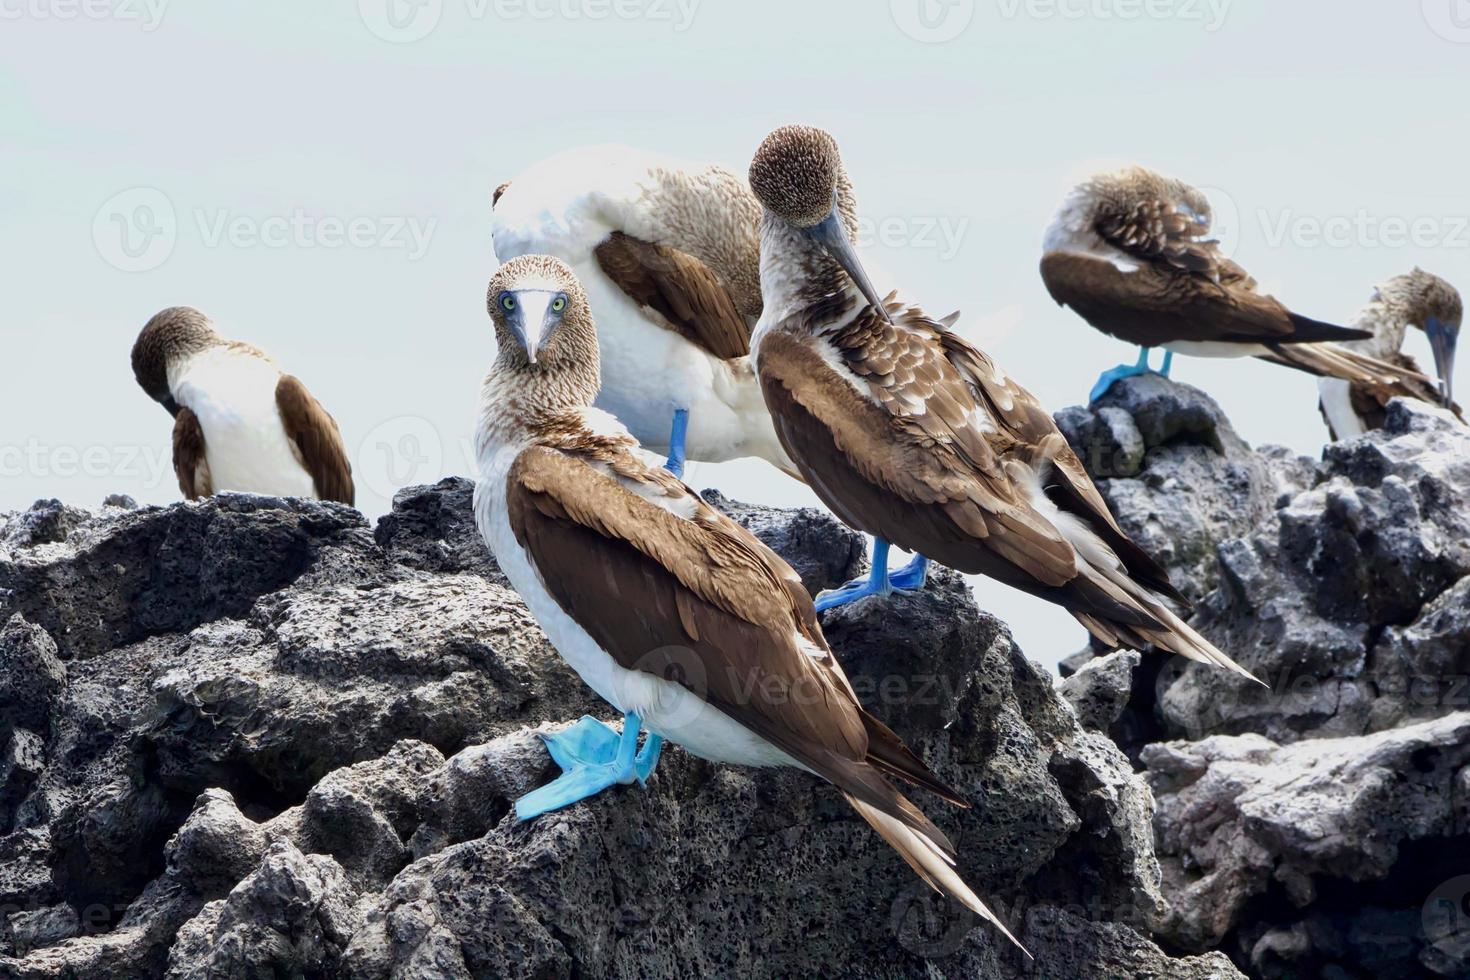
[471,253,1026,954]
[1312,268,1462,440]
[745,125,1256,683]
[1039,166,1424,402]
[490,145,796,479]
[131,306,354,504]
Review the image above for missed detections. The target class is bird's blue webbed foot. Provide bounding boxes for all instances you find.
[1090,347,1167,402]
[887,553,930,590]
[815,540,930,612]
[664,408,690,479]
[515,712,663,821]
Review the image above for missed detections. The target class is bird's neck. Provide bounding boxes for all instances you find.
[754,214,861,340]
[1348,297,1408,359]
[477,353,601,450]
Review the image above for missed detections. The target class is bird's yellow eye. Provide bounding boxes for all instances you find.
[551,296,567,313]
[500,293,516,312]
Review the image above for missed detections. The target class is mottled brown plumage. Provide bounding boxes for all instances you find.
[750,129,1254,680]
[171,406,210,499]
[1040,167,1389,362]
[477,253,1023,953]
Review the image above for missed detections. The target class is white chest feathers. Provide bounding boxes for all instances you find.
[171,348,318,499]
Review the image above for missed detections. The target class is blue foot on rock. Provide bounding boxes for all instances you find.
[815,540,929,612]
[515,712,661,821]
[664,409,689,479]
[1090,347,1162,402]
[888,553,930,590]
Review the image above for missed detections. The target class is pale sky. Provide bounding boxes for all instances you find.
[2,1,1465,669]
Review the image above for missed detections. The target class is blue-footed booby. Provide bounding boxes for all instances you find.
[746,125,1257,682]
[131,306,354,504]
[1037,166,1428,402]
[472,254,1026,954]
[1313,268,1462,440]
[490,145,797,480]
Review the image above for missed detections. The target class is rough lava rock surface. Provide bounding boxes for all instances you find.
[1059,375,1470,977]
[0,479,1237,979]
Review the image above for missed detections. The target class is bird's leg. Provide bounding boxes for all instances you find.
[514,712,660,821]
[664,409,690,479]
[814,539,929,611]
[887,553,930,590]
[1159,350,1174,377]
[1089,346,1161,402]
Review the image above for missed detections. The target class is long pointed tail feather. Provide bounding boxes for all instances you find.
[846,794,1033,959]
[1259,341,1433,388]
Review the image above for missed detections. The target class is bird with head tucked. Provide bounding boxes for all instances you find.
[746,125,1257,685]
[131,306,353,504]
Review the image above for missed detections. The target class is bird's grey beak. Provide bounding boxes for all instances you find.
[1426,316,1458,406]
[805,209,891,324]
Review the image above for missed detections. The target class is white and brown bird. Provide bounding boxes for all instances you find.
[746,125,1255,682]
[1038,166,1427,402]
[1312,268,1463,440]
[472,254,1025,954]
[131,306,353,504]
[490,144,797,479]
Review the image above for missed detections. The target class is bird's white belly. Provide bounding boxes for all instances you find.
[1163,339,1272,359]
[473,446,794,769]
[175,353,318,499]
[1319,378,1366,440]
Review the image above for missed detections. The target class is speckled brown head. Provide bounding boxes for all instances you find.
[1085,166,1213,227]
[131,306,221,415]
[747,125,889,322]
[748,125,844,229]
[487,254,597,375]
[1378,267,1461,403]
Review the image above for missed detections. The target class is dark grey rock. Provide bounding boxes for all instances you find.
[0,615,66,733]
[164,841,361,980]
[702,488,865,595]
[1144,713,1470,977]
[374,477,506,584]
[0,480,1236,978]
[1060,650,1141,733]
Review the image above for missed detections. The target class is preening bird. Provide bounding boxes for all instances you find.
[1039,166,1425,402]
[472,254,1026,955]
[746,125,1256,682]
[131,306,354,504]
[490,145,797,479]
[1311,268,1462,440]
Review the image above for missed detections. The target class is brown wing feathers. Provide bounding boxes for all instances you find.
[171,407,211,500]
[594,231,752,360]
[506,447,969,834]
[275,375,355,505]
